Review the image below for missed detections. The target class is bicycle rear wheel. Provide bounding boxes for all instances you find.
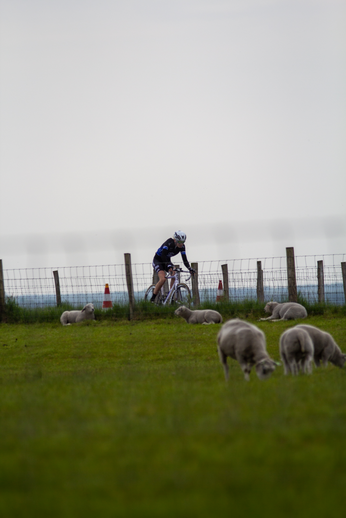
[144,285,163,305]
[171,283,191,306]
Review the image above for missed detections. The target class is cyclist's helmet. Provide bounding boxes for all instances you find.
[173,230,186,244]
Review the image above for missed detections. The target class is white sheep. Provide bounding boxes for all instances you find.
[279,327,314,375]
[60,303,95,326]
[259,301,307,322]
[217,319,277,381]
[294,324,346,368]
[175,305,222,324]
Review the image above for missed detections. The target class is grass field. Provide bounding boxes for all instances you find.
[0,313,345,518]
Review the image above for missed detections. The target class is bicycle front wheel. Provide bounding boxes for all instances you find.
[171,283,192,306]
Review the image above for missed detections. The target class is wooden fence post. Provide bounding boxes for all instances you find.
[53,270,62,307]
[221,264,229,302]
[124,253,135,320]
[286,247,298,302]
[317,260,325,303]
[341,262,346,304]
[0,260,5,319]
[257,261,264,303]
[191,262,200,306]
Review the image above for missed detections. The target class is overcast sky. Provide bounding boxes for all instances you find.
[0,0,345,269]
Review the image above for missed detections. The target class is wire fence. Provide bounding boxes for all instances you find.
[2,253,346,309]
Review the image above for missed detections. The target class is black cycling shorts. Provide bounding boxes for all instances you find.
[152,259,171,274]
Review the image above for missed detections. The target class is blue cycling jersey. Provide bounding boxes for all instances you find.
[153,238,191,270]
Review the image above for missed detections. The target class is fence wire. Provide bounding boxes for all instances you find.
[2,254,346,309]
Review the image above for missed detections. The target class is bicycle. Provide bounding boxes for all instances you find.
[144,267,192,306]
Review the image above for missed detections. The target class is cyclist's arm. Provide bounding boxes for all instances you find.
[181,250,191,270]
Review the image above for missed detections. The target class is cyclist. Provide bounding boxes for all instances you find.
[150,230,195,302]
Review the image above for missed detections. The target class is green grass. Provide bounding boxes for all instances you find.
[0,315,345,517]
[3,296,346,324]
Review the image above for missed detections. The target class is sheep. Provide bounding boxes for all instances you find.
[259,301,307,322]
[279,327,314,375]
[294,324,346,368]
[217,319,277,381]
[174,305,222,324]
[60,303,95,326]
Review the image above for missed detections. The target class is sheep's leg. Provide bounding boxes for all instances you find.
[218,348,229,381]
[243,366,251,381]
[239,362,251,381]
[289,360,299,375]
[259,315,282,322]
[304,358,313,374]
[313,358,321,368]
[223,363,229,381]
[322,345,334,367]
[281,352,290,375]
[321,357,329,367]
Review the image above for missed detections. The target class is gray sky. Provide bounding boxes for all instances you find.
[1,0,345,269]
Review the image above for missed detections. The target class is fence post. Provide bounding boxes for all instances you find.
[191,262,200,306]
[317,260,325,303]
[257,261,264,303]
[221,264,229,302]
[0,260,5,320]
[53,270,62,307]
[286,247,298,302]
[341,262,346,304]
[124,253,135,320]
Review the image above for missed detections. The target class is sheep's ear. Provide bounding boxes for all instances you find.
[81,306,86,312]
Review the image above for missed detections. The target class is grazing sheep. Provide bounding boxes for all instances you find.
[279,327,314,375]
[217,319,277,381]
[259,301,307,322]
[175,305,222,324]
[60,303,95,326]
[294,324,346,368]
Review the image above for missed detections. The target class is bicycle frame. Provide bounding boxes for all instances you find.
[160,268,191,306]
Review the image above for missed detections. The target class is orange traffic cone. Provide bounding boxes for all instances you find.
[102,283,113,309]
[216,280,224,302]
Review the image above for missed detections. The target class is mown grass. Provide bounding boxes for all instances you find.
[0,314,345,517]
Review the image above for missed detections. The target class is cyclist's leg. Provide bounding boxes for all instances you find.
[152,261,167,298]
[169,268,174,289]
[155,270,167,293]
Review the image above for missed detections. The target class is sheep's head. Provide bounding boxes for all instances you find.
[335,353,346,368]
[82,303,94,315]
[264,302,277,314]
[174,306,186,316]
[256,358,276,380]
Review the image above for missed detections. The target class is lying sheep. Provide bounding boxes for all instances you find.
[259,301,307,322]
[217,319,277,381]
[60,303,95,326]
[174,305,222,324]
[279,327,314,375]
[294,324,346,368]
